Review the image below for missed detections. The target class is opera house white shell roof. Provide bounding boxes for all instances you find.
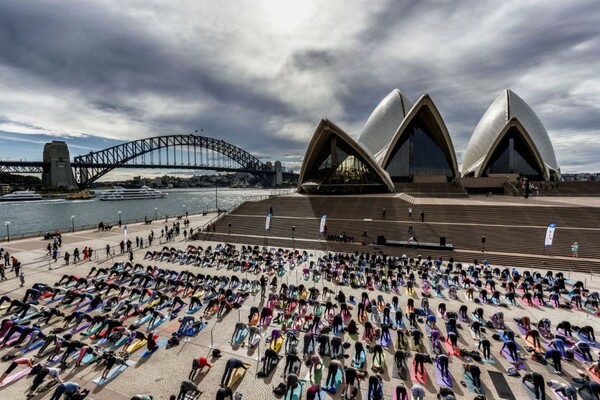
[358,89,413,161]
[461,90,558,178]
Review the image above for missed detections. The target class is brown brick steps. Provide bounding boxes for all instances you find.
[210,196,600,272]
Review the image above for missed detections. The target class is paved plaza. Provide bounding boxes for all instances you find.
[0,210,599,400]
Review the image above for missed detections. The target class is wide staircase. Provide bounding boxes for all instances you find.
[393,182,468,198]
[200,195,600,273]
[529,181,600,196]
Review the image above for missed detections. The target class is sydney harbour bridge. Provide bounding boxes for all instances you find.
[0,135,297,188]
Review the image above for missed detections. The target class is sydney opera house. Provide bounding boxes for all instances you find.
[298,89,560,194]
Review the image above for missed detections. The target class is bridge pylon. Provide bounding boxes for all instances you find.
[43,141,76,188]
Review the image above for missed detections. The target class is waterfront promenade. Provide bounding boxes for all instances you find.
[0,208,599,400]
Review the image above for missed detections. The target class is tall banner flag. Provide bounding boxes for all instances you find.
[265,213,272,230]
[123,225,128,241]
[544,223,556,247]
[319,215,327,234]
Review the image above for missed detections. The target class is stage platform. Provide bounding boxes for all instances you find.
[383,240,454,251]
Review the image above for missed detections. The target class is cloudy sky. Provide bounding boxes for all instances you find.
[1,0,599,178]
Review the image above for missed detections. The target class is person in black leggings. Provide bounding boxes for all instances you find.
[437,354,449,377]
[478,338,491,360]
[545,348,562,373]
[464,363,482,393]
[523,372,546,400]
[414,352,426,376]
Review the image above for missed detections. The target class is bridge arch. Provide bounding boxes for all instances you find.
[73,135,271,187]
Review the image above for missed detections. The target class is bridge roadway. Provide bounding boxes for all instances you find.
[1,210,599,399]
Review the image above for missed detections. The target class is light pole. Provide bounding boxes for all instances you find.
[118,211,122,227]
[154,207,158,221]
[215,182,218,212]
[71,216,75,233]
[4,221,9,243]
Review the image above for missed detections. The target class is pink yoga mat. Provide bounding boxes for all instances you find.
[0,367,32,387]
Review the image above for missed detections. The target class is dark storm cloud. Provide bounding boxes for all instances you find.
[0,0,599,172]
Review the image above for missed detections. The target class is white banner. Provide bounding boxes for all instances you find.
[544,223,556,247]
[123,225,128,241]
[319,215,327,234]
[265,214,272,230]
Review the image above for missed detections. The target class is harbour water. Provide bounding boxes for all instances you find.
[0,188,272,238]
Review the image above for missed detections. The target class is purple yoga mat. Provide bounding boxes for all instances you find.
[501,348,526,369]
[435,364,452,387]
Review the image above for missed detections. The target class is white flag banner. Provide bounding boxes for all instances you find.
[123,225,128,241]
[319,215,327,234]
[265,214,272,230]
[544,223,556,247]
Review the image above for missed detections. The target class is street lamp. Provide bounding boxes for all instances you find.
[215,182,218,212]
[71,216,75,233]
[154,207,158,221]
[118,211,122,227]
[4,221,9,243]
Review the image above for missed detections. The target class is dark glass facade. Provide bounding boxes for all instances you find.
[385,108,454,181]
[302,135,387,193]
[483,127,543,179]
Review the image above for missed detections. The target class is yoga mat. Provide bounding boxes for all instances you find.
[0,367,32,386]
[92,360,136,384]
[139,339,166,358]
[501,348,526,369]
[19,340,44,353]
[411,361,427,384]
[522,380,540,400]
[444,339,460,356]
[552,386,568,400]
[392,359,408,380]
[435,364,452,387]
[488,371,516,400]
[464,371,483,394]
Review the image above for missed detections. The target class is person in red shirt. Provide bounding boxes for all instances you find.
[189,356,212,379]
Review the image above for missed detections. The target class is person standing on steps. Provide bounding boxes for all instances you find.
[420,211,425,223]
[571,242,578,258]
[408,207,412,218]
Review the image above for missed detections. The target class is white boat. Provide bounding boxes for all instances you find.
[0,190,43,202]
[99,186,167,201]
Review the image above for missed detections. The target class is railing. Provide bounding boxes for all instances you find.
[505,179,520,196]
[0,190,291,243]
[0,210,214,243]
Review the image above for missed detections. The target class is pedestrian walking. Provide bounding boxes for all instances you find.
[13,258,21,277]
[408,207,412,218]
[64,252,70,265]
[19,271,25,287]
[420,210,425,222]
[129,250,134,262]
[106,244,111,258]
[0,263,6,280]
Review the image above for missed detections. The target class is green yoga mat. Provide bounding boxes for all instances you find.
[488,371,516,400]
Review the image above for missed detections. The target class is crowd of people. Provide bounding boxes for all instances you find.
[1,235,599,400]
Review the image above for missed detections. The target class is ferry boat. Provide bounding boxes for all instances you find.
[0,190,43,202]
[99,186,167,201]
